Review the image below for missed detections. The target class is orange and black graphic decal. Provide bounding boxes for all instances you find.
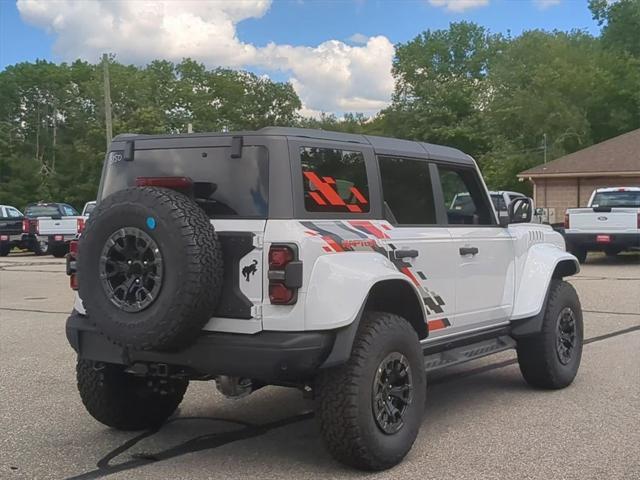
[303,171,369,213]
[301,220,449,326]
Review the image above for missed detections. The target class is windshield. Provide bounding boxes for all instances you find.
[591,191,640,208]
[25,205,60,217]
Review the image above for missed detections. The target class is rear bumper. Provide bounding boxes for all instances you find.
[47,234,75,246]
[0,233,22,244]
[66,311,335,383]
[564,232,640,251]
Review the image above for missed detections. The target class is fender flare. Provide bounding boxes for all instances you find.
[303,252,427,368]
[510,244,580,337]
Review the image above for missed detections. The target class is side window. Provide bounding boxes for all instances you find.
[378,156,436,225]
[7,208,22,218]
[438,166,494,225]
[301,147,369,213]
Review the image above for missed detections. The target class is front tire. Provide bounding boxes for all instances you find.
[0,244,10,256]
[315,311,425,471]
[517,280,583,389]
[76,359,188,430]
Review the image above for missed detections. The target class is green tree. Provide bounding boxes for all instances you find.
[590,0,640,57]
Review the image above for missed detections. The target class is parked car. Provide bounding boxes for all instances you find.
[81,201,96,217]
[451,190,528,224]
[0,205,26,256]
[24,202,81,258]
[0,204,51,256]
[564,187,640,263]
[66,127,582,471]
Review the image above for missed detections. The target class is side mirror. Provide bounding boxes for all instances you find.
[507,197,533,224]
[535,207,544,216]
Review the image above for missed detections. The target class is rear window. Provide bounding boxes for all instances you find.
[101,146,269,218]
[300,147,370,213]
[25,205,60,217]
[591,191,640,208]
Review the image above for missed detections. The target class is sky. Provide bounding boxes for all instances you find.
[0,0,601,116]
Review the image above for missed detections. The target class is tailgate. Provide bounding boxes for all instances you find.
[37,217,78,236]
[569,209,637,232]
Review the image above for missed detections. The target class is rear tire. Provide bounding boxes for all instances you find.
[76,359,188,430]
[604,248,620,257]
[34,239,49,256]
[517,280,583,389]
[315,311,425,471]
[0,244,9,256]
[50,244,68,258]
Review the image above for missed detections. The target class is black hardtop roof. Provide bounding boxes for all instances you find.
[113,126,473,165]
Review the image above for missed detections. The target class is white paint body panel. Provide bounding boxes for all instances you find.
[509,224,578,320]
[304,252,425,330]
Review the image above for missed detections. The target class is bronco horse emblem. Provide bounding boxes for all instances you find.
[242,259,258,281]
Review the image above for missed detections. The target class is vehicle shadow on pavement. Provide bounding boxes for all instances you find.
[583,252,639,266]
[65,362,529,479]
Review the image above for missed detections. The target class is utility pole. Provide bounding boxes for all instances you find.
[543,133,547,164]
[103,53,113,148]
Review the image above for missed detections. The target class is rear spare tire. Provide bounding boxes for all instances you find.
[77,187,223,351]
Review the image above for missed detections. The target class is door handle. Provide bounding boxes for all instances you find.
[394,249,419,259]
[459,246,479,256]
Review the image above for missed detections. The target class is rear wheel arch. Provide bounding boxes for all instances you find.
[320,278,427,369]
[364,279,428,340]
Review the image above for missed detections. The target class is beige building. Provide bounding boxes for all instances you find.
[518,128,640,223]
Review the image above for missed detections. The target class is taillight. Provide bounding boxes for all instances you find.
[269,246,294,269]
[269,283,294,304]
[77,217,85,234]
[23,219,38,234]
[637,212,640,229]
[564,213,570,229]
[69,239,78,256]
[135,176,193,190]
[267,244,302,305]
[67,239,79,290]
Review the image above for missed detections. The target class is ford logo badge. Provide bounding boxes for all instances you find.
[597,216,608,221]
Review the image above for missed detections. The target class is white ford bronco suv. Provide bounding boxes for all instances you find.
[66,127,583,471]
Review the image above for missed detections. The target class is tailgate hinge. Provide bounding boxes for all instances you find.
[252,234,264,249]
[251,304,263,319]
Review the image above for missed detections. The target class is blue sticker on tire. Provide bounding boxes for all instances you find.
[146,217,156,230]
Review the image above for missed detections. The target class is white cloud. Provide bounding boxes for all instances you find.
[16,0,394,115]
[348,32,369,45]
[533,0,561,9]
[428,0,490,12]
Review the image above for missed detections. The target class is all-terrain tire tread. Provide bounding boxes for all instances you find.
[80,187,223,351]
[316,311,423,470]
[517,279,583,389]
[76,359,187,430]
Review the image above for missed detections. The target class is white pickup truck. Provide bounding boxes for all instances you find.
[24,202,82,258]
[564,187,640,263]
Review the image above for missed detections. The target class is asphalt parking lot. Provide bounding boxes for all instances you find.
[1,252,639,480]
